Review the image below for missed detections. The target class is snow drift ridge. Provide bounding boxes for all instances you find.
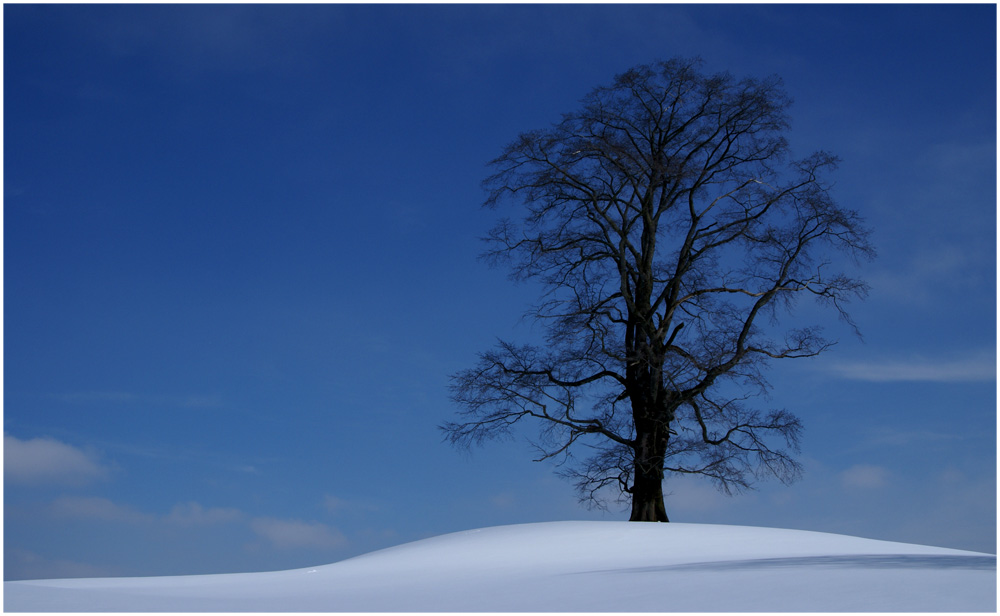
[5,521,995,612]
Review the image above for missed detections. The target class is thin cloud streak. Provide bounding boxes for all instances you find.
[322,494,379,515]
[840,464,891,489]
[49,496,154,524]
[44,496,346,549]
[829,352,996,383]
[5,548,126,581]
[4,434,110,486]
[250,518,347,550]
[166,502,244,526]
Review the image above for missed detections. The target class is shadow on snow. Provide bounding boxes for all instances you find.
[585,554,996,574]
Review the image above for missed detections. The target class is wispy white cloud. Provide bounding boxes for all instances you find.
[93,6,343,77]
[665,475,742,513]
[165,502,243,526]
[323,494,379,515]
[250,517,346,550]
[44,391,138,404]
[893,467,997,553]
[12,496,355,579]
[829,351,996,383]
[5,548,125,581]
[50,497,249,530]
[489,492,517,509]
[855,429,966,450]
[39,492,344,549]
[867,246,983,305]
[49,496,154,524]
[4,434,111,486]
[840,464,890,489]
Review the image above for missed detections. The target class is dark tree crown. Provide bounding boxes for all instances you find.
[444,58,873,516]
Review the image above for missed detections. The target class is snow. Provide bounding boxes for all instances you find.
[4,521,995,612]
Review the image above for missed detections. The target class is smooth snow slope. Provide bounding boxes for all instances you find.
[4,521,995,612]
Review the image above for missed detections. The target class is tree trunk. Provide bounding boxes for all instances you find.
[629,421,670,522]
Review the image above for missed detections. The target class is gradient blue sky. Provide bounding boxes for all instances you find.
[4,4,996,580]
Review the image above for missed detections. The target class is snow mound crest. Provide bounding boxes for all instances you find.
[5,521,995,612]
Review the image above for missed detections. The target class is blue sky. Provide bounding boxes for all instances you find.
[4,4,996,580]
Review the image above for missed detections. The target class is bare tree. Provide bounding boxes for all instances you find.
[443,58,873,522]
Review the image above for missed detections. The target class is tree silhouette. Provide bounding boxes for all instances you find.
[443,58,873,521]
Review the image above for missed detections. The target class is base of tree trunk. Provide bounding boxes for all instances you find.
[629,492,669,522]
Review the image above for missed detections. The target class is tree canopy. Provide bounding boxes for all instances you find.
[443,58,874,521]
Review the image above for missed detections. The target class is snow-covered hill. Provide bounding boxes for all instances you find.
[4,521,995,612]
